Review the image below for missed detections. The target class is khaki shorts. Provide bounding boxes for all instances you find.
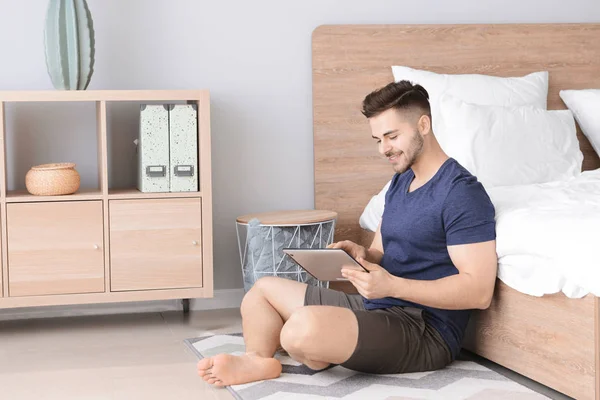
[304,285,452,374]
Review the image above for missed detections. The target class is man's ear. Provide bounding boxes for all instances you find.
[418,114,432,136]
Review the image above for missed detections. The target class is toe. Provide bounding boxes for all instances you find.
[198,357,213,368]
[197,358,214,377]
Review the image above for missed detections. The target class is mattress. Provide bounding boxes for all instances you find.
[488,169,600,298]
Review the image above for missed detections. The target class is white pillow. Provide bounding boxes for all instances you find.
[559,89,600,157]
[392,67,549,151]
[391,66,549,109]
[359,179,391,231]
[438,94,583,188]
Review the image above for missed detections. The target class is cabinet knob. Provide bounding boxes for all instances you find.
[94,244,100,250]
[192,240,198,246]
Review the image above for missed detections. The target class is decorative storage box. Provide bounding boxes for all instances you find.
[137,104,170,193]
[169,104,199,192]
[137,104,199,193]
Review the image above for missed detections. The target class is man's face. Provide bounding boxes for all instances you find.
[369,108,424,174]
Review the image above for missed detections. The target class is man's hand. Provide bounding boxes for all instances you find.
[341,258,396,300]
[327,240,367,261]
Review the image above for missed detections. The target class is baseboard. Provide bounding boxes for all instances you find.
[191,288,246,311]
[0,288,246,321]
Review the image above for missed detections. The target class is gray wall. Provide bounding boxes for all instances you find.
[0,0,598,292]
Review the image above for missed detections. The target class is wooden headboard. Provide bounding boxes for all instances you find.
[313,23,600,246]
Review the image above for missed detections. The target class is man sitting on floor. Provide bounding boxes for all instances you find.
[198,80,498,386]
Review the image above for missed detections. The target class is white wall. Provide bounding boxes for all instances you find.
[0,0,598,298]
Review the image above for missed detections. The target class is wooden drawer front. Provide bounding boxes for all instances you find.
[109,198,203,291]
[7,201,105,297]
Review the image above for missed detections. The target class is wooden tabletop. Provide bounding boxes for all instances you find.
[236,210,337,225]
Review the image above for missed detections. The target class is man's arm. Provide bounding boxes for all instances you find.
[388,240,498,310]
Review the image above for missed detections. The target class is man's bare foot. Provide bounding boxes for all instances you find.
[197,353,282,387]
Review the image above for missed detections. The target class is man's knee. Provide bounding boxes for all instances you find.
[241,276,279,313]
[249,276,286,298]
[280,307,319,355]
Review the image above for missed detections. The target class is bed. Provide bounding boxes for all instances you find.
[312,23,600,400]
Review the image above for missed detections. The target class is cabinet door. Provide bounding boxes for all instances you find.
[7,201,105,297]
[109,198,203,291]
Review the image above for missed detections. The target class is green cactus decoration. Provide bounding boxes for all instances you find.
[44,0,95,90]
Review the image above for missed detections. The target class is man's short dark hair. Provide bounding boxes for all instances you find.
[361,80,432,121]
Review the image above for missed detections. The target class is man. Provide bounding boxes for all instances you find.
[198,80,498,387]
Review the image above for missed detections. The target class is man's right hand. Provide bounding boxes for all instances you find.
[327,240,368,261]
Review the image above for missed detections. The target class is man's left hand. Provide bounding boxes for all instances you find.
[341,258,396,300]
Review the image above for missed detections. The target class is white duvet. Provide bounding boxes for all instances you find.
[488,169,600,299]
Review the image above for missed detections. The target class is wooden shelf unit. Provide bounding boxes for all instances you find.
[0,90,213,309]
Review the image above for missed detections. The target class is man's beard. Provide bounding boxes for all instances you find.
[387,130,424,174]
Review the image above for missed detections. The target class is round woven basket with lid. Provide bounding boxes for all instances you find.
[25,162,81,196]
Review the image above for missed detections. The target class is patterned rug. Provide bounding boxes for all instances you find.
[185,333,550,400]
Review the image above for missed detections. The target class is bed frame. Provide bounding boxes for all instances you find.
[312,23,600,400]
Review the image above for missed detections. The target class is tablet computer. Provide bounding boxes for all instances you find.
[282,248,369,281]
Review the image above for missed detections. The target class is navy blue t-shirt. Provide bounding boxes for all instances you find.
[363,158,496,359]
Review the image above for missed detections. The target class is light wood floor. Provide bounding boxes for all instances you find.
[0,307,572,400]
[0,308,241,400]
